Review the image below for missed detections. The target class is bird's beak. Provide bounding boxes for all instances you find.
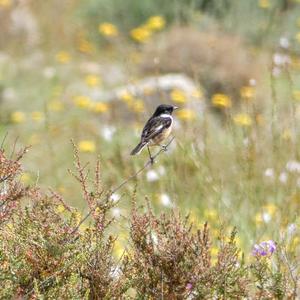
[173,106,179,110]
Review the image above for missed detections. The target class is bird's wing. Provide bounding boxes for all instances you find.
[141,116,172,142]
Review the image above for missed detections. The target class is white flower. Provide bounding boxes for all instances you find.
[286,160,300,173]
[111,207,121,218]
[249,78,256,86]
[110,193,120,202]
[43,67,56,79]
[279,172,288,183]
[157,166,166,176]
[101,126,116,141]
[279,37,289,49]
[160,193,172,207]
[0,182,8,196]
[272,67,281,77]
[243,138,249,147]
[151,232,158,245]
[110,266,121,278]
[2,88,16,101]
[273,53,283,66]
[146,170,159,182]
[262,212,271,223]
[287,223,296,236]
[273,53,290,66]
[264,168,274,178]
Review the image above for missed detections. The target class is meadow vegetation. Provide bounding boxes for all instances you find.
[1,0,300,298]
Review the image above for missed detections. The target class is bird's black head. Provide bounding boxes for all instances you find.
[152,104,178,117]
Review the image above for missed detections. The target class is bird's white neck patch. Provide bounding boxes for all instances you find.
[160,114,172,119]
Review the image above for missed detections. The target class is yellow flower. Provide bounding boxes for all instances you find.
[48,100,64,112]
[74,211,82,224]
[235,236,242,248]
[56,204,65,213]
[255,213,263,225]
[233,114,252,127]
[98,22,118,37]
[290,236,300,250]
[145,16,166,31]
[78,140,96,153]
[258,0,271,8]
[85,75,101,87]
[291,56,300,69]
[176,109,196,121]
[78,39,94,54]
[170,89,187,104]
[293,90,300,101]
[191,89,203,99]
[263,203,277,216]
[211,228,219,238]
[94,207,101,217]
[6,223,13,230]
[240,86,255,99]
[282,128,292,141]
[211,246,218,256]
[113,240,124,258]
[204,209,218,221]
[212,93,232,108]
[295,32,300,43]
[90,102,109,113]
[73,96,92,109]
[55,51,71,64]
[131,99,145,113]
[31,111,44,122]
[130,26,152,43]
[255,204,277,225]
[11,111,26,123]
[0,0,11,7]
[20,173,31,184]
[211,246,219,263]
[120,91,134,104]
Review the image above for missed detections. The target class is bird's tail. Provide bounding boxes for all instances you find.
[130,141,147,155]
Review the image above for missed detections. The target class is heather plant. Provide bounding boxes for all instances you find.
[126,205,249,299]
[0,144,299,298]
[0,144,29,224]
[0,144,126,299]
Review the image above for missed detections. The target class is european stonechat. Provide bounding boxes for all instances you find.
[130,104,178,161]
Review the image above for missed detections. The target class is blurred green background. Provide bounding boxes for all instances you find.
[1,0,300,254]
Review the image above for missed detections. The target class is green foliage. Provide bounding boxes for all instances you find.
[78,0,199,31]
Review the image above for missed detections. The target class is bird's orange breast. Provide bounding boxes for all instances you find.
[150,124,172,145]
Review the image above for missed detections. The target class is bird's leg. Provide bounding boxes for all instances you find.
[147,145,154,164]
[160,136,175,152]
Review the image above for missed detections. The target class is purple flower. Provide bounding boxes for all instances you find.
[186,283,193,291]
[252,240,276,257]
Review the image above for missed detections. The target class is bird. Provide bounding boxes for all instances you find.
[130,104,178,161]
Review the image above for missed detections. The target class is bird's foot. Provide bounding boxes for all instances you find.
[161,145,168,152]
